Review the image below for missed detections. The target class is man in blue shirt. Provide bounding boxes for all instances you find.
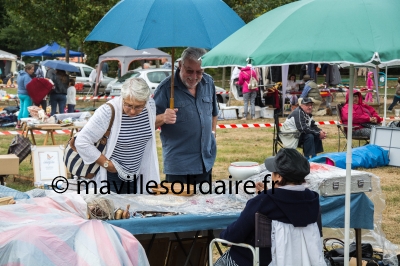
[154,47,218,185]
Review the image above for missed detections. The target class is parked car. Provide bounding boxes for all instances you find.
[39,62,114,94]
[109,68,229,103]
[215,86,229,103]
[109,68,172,96]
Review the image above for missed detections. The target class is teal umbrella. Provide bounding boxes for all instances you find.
[202,0,400,264]
[202,0,400,67]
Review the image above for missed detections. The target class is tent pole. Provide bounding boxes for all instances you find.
[344,64,354,266]
[383,65,388,126]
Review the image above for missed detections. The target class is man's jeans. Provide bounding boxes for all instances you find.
[300,133,323,158]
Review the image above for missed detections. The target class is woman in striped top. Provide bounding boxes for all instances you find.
[75,77,160,194]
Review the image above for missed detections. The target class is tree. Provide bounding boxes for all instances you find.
[1,0,119,63]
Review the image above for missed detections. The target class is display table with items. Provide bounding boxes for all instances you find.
[0,163,397,265]
[19,110,91,145]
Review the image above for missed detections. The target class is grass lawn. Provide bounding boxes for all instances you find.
[1,82,400,247]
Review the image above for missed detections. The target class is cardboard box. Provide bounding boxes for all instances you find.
[0,154,19,175]
[260,107,275,118]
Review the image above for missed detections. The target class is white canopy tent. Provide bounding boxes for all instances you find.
[94,46,171,95]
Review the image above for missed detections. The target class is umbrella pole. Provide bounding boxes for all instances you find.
[170,48,175,109]
[383,65,388,126]
[344,65,354,266]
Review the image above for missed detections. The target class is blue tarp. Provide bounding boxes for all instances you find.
[309,144,389,169]
[320,193,374,230]
[21,42,82,57]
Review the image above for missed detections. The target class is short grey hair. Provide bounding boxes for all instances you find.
[181,47,207,64]
[121,77,151,102]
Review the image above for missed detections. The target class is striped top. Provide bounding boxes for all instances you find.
[110,108,152,176]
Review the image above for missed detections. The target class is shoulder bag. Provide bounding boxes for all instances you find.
[8,135,32,163]
[63,103,115,179]
[244,71,258,90]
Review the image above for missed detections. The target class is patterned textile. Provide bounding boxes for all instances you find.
[214,250,239,266]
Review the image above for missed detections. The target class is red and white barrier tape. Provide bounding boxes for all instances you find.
[74,91,228,101]
[0,120,338,135]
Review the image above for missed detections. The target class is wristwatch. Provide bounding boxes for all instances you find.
[103,160,109,169]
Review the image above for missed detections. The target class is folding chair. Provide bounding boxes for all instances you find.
[336,103,369,151]
[272,112,301,155]
[209,212,271,266]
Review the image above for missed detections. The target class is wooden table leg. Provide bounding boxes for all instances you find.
[29,129,36,145]
[50,130,56,145]
[44,131,49,145]
[355,228,362,266]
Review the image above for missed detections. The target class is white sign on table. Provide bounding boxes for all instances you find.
[32,145,67,184]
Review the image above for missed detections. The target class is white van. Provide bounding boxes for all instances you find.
[39,62,113,94]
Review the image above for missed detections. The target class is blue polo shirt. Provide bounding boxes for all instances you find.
[153,69,219,175]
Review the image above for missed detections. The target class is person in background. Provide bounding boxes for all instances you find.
[161,57,172,69]
[89,64,104,95]
[49,70,68,116]
[388,77,400,112]
[46,67,56,80]
[117,62,121,79]
[101,62,109,76]
[33,63,48,112]
[286,73,299,107]
[75,77,160,193]
[215,148,324,266]
[236,64,259,120]
[341,90,382,138]
[143,63,150,69]
[365,71,374,103]
[281,97,326,158]
[299,74,322,113]
[16,64,34,129]
[67,77,76,113]
[154,47,218,185]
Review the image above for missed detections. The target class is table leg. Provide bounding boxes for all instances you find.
[50,130,56,145]
[174,232,195,266]
[183,230,200,266]
[44,131,49,145]
[355,228,362,266]
[29,129,36,145]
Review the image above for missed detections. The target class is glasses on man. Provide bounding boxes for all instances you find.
[182,64,204,76]
[123,100,146,111]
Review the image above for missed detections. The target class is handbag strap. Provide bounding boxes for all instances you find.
[69,103,115,152]
[99,103,115,145]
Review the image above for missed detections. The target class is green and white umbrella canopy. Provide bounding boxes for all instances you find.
[202,0,400,263]
[202,0,400,68]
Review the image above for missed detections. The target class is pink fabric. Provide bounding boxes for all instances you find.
[0,196,148,265]
[341,90,382,128]
[237,66,259,93]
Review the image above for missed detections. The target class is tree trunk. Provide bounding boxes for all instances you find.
[65,38,70,63]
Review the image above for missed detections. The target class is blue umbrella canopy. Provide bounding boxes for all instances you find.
[85,0,245,50]
[42,60,79,72]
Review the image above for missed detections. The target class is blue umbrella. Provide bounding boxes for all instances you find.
[85,0,244,103]
[42,60,79,73]
[85,0,244,50]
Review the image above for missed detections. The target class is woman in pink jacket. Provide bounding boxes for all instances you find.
[365,71,374,103]
[236,64,258,120]
[341,90,382,138]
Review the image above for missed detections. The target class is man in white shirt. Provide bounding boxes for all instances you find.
[89,64,104,95]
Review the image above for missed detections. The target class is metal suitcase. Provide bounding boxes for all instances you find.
[319,173,372,197]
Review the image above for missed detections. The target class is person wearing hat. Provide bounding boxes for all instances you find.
[215,148,324,266]
[280,97,326,158]
[299,74,322,113]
